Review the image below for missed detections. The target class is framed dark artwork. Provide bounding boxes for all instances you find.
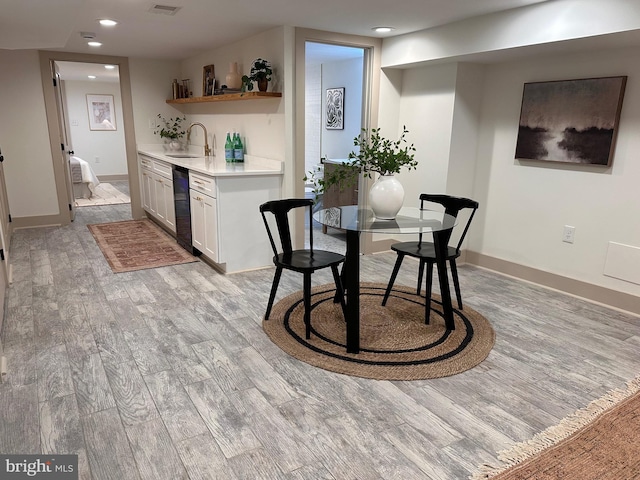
[202,64,215,96]
[86,94,116,131]
[515,76,626,166]
[325,87,344,130]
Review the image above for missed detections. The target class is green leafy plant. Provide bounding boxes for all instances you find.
[241,58,273,91]
[154,114,186,140]
[305,126,417,195]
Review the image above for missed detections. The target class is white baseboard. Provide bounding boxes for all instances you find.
[465,251,640,317]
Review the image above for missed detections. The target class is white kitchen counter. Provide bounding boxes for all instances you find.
[137,145,283,177]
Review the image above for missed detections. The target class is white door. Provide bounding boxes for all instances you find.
[52,63,76,221]
[0,153,11,285]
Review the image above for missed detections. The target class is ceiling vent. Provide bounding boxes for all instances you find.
[80,31,96,39]
[148,4,181,15]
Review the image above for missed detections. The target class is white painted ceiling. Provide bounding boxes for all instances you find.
[0,0,552,60]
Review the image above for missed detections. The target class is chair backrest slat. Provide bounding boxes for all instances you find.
[419,193,479,252]
[260,198,313,256]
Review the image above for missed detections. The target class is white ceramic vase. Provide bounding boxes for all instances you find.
[168,140,182,151]
[369,174,404,220]
[226,62,242,89]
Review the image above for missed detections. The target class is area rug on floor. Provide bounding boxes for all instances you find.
[76,183,130,207]
[263,282,495,380]
[88,219,198,273]
[471,376,640,479]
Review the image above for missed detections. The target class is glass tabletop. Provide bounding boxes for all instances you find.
[313,206,457,234]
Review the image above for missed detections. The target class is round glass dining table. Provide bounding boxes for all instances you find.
[313,206,457,353]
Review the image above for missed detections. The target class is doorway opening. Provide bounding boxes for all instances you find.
[55,61,131,212]
[304,41,365,254]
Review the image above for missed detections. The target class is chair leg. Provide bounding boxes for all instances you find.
[425,262,433,324]
[264,266,283,320]
[450,259,463,309]
[333,263,345,303]
[417,259,426,295]
[303,272,312,339]
[331,265,347,320]
[382,254,405,306]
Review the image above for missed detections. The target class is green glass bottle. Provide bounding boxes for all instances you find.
[224,132,233,162]
[233,133,244,162]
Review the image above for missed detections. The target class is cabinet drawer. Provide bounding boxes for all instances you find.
[189,172,216,197]
[139,156,153,171]
[153,160,173,179]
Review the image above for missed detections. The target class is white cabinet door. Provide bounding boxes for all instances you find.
[154,175,167,223]
[162,178,176,232]
[190,189,205,252]
[140,170,152,212]
[142,171,156,215]
[155,175,175,232]
[203,194,218,262]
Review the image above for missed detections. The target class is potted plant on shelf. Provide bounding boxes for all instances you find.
[305,126,417,219]
[241,58,273,92]
[154,114,186,150]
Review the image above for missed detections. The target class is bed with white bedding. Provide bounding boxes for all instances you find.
[70,156,100,199]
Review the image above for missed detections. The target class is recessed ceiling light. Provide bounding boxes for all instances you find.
[373,27,394,33]
[88,75,97,79]
[87,41,102,47]
[104,65,116,70]
[99,19,118,26]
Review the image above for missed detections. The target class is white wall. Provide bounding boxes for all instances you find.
[0,49,59,219]
[129,57,183,147]
[469,46,640,297]
[65,80,127,176]
[321,57,363,159]
[395,63,458,203]
[305,63,322,174]
[178,27,286,164]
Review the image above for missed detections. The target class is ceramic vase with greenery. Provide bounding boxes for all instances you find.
[241,58,273,92]
[154,114,186,150]
[305,126,417,218]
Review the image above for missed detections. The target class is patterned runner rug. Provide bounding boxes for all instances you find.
[472,376,640,479]
[263,282,495,380]
[88,219,198,273]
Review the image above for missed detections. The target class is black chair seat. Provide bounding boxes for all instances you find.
[260,198,346,340]
[382,194,479,325]
[275,250,345,272]
[390,242,459,260]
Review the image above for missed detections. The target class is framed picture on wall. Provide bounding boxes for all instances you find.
[515,76,627,166]
[86,94,116,131]
[325,87,344,130]
[203,64,215,96]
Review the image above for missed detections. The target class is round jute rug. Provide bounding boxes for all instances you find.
[263,282,495,380]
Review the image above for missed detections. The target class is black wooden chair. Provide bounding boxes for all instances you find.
[260,198,346,339]
[381,194,479,323]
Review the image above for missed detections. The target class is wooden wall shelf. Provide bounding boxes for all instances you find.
[166,91,282,104]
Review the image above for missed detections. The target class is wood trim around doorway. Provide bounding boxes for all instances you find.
[38,50,143,228]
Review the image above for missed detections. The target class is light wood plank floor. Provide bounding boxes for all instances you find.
[1,203,639,480]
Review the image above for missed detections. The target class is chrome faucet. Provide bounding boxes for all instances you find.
[187,122,212,156]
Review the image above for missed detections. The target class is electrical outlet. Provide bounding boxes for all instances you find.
[562,225,575,244]
[148,118,156,129]
[95,156,100,164]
